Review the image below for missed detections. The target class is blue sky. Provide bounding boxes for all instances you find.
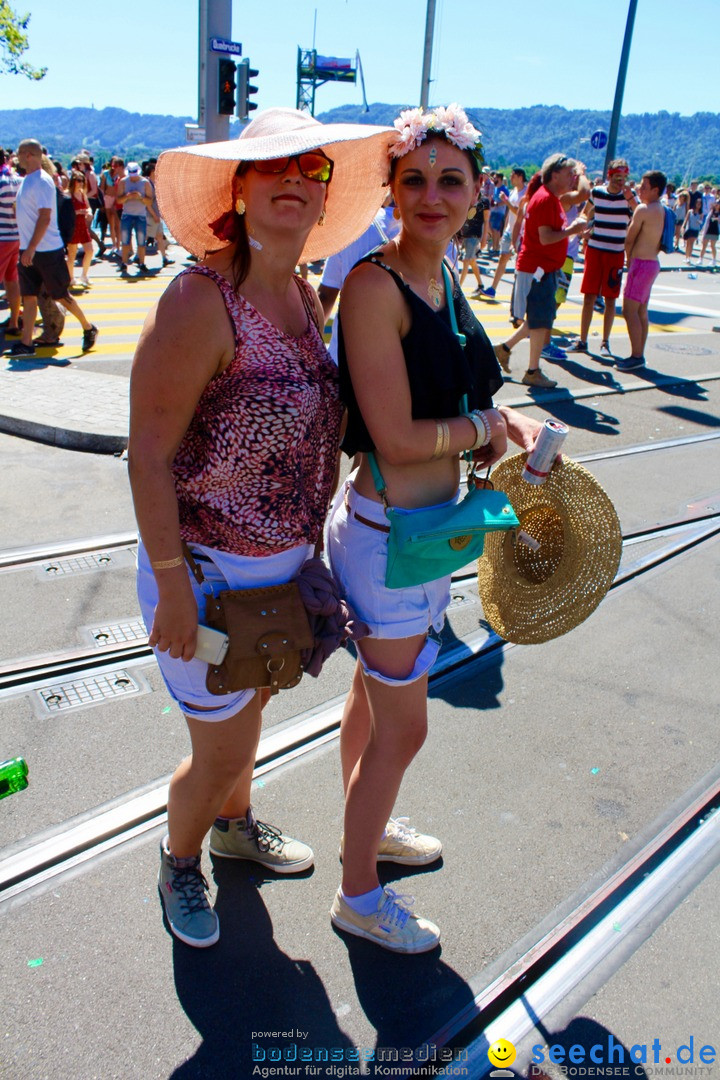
[6,0,719,118]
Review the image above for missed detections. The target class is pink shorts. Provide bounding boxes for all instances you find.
[624,258,659,304]
[0,240,19,283]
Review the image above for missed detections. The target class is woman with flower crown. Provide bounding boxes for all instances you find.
[327,104,545,953]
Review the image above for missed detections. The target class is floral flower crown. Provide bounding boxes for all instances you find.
[389,103,484,165]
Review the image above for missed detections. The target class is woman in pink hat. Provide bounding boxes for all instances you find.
[128,108,392,949]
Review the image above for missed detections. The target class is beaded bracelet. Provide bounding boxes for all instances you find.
[465,409,492,450]
[151,556,184,570]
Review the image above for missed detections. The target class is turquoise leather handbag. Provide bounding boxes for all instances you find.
[367,453,518,589]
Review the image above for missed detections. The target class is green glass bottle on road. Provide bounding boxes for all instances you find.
[0,758,29,799]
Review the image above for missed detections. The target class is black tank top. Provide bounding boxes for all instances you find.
[338,257,503,456]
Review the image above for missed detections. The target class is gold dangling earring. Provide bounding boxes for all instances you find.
[235,196,246,216]
[466,206,477,220]
[393,206,401,220]
[317,208,326,226]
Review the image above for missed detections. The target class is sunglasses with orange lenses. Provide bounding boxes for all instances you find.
[252,152,334,184]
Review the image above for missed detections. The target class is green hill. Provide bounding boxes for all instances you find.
[318,104,720,182]
[1,104,717,181]
[0,106,206,165]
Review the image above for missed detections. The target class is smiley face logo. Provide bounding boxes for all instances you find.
[488,1039,517,1069]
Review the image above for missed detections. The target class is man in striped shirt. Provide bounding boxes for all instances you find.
[0,149,22,336]
[568,159,639,359]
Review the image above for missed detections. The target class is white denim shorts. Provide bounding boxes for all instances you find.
[136,539,312,722]
[327,478,452,642]
[499,227,513,255]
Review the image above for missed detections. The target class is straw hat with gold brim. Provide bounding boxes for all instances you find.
[477,453,622,645]
[155,107,394,264]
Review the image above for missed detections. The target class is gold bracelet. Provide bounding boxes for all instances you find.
[151,556,184,570]
[431,421,444,460]
[439,420,450,458]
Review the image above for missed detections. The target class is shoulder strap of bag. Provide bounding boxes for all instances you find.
[441,262,472,430]
[441,262,466,348]
[366,451,390,509]
[182,541,206,585]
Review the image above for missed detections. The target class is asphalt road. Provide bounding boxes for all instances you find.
[1,248,719,1080]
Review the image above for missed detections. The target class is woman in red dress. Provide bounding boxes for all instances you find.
[66,170,93,289]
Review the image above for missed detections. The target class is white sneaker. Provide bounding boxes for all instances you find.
[377,817,443,865]
[330,887,440,953]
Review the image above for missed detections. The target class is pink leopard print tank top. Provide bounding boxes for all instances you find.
[171,265,341,556]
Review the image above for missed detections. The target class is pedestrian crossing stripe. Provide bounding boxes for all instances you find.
[24,274,685,362]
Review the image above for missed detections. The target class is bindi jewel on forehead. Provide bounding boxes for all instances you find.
[428,145,438,168]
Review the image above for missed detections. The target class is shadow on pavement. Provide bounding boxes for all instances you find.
[519,1014,651,1080]
[340,930,476,1075]
[630,367,709,400]
[656,404,720,427]
[170,859,354,1079]
[6,354,72,369]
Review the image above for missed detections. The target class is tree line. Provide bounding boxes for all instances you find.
[1,104,717,183]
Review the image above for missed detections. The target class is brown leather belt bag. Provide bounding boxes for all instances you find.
[184,546,314,696]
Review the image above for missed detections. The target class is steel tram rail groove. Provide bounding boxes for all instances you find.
[0,517,718,902]
[0,432,717,574]
[404,773,720,1080]
[0,513,718,698]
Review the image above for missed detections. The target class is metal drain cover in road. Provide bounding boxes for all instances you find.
[86,620,147,647]
[448,590,477,611]
[36,671,143,713]
[38,547,136,578]
[656,343,715,356]
[41,553,116,576]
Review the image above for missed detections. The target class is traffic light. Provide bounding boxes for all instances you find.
[237,58,259,122]
[218,58,237,115]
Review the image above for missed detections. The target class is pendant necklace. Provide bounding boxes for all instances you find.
[427,276,443,307]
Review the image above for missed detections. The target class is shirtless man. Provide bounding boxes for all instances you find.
[617,170,666,372]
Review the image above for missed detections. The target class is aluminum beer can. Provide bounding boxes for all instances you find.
[522,419,569,485]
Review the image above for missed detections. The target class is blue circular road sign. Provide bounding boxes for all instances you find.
[590,130,608,150]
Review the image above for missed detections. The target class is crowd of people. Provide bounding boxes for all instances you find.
[0,143,174,357]
[460,159,719,381]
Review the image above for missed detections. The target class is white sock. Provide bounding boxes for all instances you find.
[341,885,384,916]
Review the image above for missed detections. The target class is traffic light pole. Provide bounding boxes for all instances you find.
[199,0,232,143]
[419,0,436,110]
[603,0,638,175]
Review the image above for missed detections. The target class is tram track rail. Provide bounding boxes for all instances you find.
[1,509,718,905]
[2,502,719,1077]
[1,508,718,698]
[407,770,720,1079]
[0,431,717,576]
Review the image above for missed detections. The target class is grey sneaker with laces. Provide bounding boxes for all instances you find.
[209,808,314,873]
[158,837,219,948]
[330,887,440,953]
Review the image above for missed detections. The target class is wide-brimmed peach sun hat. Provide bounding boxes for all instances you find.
[155,107,394,263]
